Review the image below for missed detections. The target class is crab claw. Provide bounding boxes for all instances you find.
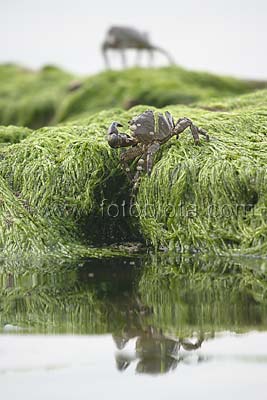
[107,121,137,149]
[108,121,123,135]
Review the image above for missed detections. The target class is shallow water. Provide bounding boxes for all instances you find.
[0,254,267,399]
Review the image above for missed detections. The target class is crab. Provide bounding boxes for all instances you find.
[102,26,174,68]
[107,110,209,187]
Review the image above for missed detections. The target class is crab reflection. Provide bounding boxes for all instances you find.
[113,326,204,374]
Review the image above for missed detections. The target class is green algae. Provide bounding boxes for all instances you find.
[0,82,267,257]
[57,66,266,122]
[136,91,267,255]
[1,64,265,129]
[0,64,74,128]
[196,87,267,112]
[0,126,32,145]
[0,110,136,257]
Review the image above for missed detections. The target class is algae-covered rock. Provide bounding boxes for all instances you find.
[0,125,32,144]
[57,66,266,122]
[1,64,265,129]
[136,90,267,255]
[0,90,267,257]
[0,109,136,257]
[0,64,74,128]
[196,88,267,112]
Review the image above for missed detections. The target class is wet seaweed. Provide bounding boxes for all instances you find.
[136,92,267,255]
[0,84,267,257]
[1,64,264,129]
[0,110,134,257]
[57,66,265,122]
[0,125,32,145]
[0,64,74,128]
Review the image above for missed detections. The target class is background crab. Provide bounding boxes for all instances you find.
[102,26,174,68]
[107,110,209,187]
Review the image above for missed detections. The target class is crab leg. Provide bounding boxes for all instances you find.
[174,117,209,144]
[198,127,209,141]
[104,50,110,69]
[135,49,142,66]
[146,142,160,176]
[120,145,144,180]
[120,49,127,68]
[148,49,154,67]
[133,155,147,190]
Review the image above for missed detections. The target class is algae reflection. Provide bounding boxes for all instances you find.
[0,254,266,374]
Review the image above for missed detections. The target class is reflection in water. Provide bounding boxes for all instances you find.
[0,254,267,375]
[114,326,204,374]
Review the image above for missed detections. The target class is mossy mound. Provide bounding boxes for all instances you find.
[137,90,267,255]
[0,90,267,257]
[0,64,74,128]
[0,125,32,144]
[57,66,265,122]
[0,109,137,257]
[1,64,265,129]
[196,88,267,111]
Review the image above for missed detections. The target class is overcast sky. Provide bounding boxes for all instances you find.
[1,0,267,79]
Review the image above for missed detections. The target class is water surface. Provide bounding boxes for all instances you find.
[0,254,266,399]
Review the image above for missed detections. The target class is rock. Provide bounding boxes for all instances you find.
[1,64,265,128]
[0,64,267,257]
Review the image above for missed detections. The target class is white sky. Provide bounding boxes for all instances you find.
[1,0,267,79]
